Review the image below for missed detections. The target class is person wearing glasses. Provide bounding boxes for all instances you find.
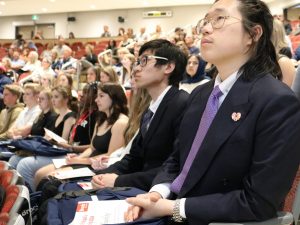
[124,0,300,224]
[91,39,189,191]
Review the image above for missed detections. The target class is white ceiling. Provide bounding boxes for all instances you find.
[0,0,293,17]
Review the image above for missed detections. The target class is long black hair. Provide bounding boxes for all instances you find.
[237,0,281,80]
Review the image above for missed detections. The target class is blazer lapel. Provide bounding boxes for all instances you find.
[143,87,177,145]
[179,77,253,197]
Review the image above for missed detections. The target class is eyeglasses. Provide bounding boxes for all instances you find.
[134,55,168,67]
[196,15,241,34]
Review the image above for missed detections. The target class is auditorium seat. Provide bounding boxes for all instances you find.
[0,162,9,172]
[1,185,30,225]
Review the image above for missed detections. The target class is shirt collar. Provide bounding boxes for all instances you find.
[214,71,241,95]
[149,86,172,114]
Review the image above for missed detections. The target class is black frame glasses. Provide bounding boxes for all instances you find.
[196,15,241,34]
[134,55,168,68]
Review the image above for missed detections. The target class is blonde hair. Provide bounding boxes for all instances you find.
[101,66,119,83]
[123,88,151,145]
[24,83,42,95]
[272,19,288,54]
[4,84,23,99]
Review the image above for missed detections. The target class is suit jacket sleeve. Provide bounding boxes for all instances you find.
[184,90,300,224]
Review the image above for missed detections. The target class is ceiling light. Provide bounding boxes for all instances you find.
[90,4,96,9]
[0,11,2,15]
[0,1,5,6]
[42,8,48,12]
[49,0,55,2]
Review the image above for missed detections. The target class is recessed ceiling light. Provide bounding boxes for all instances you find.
[0,1,5,6]
[42,8,48,12]
[90,4,96,9]
[49,0,55,2]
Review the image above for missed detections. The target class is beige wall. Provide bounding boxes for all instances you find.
[0,5,210,39]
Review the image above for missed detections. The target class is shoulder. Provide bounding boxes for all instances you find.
[167,87,189,105]
[248,74,299,109]
[64,111,77,120]
[111,114,128,132]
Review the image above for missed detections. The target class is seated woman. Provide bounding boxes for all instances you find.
[272,19,296,87]
[19,56,55,85]
[179,54,210,93]
[35,83,128,188]
[58,82,98,153]
[91,86,151,170]
[100,66,119,84]
[30,88,58,136]
[120,53,135,89]
[12,86,77,191]
[86,66,100,83]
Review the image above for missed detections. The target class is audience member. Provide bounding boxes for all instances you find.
[120,53,135,89]
[180,54,210,93]
[33,30,44,40]
[135,27,149,43]
[0,65,13,96]
[101,25,111,38]
[38,83,128,181]
[91,39,189,191]
[19,56,55,85]
[68,32,75,39]
[272,19,296,87]
[53,36,69,58]
[100,66,119,84]
[185,34,200,55]
[125,1,300,224]
[86,66,100,83]
[0,85,24,139]
[7,83,41,140]
[83,44,98,65]
[17,84,98,191]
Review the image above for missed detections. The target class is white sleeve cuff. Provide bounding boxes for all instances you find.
[149,183,171,199]
[180,198,186,218]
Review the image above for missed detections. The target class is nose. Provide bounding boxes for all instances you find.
[201,21,213,34]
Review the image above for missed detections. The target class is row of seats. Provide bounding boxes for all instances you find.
[0,161,30,225]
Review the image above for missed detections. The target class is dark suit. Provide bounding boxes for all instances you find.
[96,87,189,191]
[154,74,300,225]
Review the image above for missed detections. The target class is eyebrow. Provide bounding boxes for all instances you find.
[205,8,227,18]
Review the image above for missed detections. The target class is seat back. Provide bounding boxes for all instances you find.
[0,162,8,172]
[282,165,300,224]
[0,185,31,225]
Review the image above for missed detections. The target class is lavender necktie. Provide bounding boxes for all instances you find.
[170,85,223,194]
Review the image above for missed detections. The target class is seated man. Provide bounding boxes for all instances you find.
[125,0,300,224]
[7,83,41,140]
[0,84,24,140]
[91,39,189,191]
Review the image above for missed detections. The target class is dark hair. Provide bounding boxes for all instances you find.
[80,82,98,114]
[97,83,128,127]
[182,54,207,84]
[227,0,281,80]
[139,39,187,87]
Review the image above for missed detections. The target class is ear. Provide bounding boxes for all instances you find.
[164,62,176,75]
[252,25,263,42]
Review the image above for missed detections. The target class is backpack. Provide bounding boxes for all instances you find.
[10,136,71,157]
